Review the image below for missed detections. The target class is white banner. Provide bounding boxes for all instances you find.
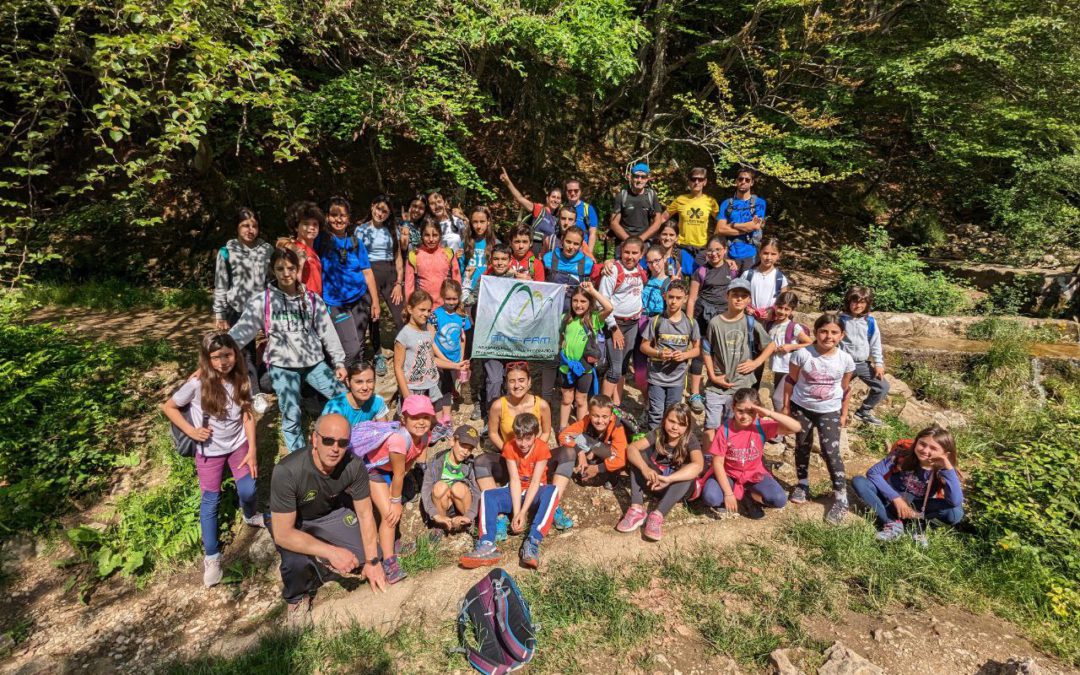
[471,276,565,360]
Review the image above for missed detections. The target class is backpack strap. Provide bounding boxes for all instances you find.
[746,314,758,356]
[576,257,585,282]
[755,418,767,448]
[775,269,785,297]
[694,266,707,285]
[444,247,455,264]
[784,319,796,345]
[219,246,232,287]
[407,249,417,267]
[867,315,876,341]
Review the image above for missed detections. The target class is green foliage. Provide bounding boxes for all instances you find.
[0,307,173,536]
[21,280,210,311]
[827,227,968,315]
[896,362,965,407]
[976,277,1044,316]
[966,317,1064,344]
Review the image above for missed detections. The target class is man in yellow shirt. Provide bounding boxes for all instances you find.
[662,167,719,259]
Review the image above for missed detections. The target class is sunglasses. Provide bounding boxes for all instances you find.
[314,431,350,449]
[736,177,753,183]
[690,177,706,183]
[506,361,529,371]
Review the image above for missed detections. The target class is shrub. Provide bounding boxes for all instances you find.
[0,306,173,536]
[826,226,967,315]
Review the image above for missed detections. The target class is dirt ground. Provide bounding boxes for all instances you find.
[3,306,1075,674]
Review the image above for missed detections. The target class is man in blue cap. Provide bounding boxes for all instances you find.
[610,162,664,245]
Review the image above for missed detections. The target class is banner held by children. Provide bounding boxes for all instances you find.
[472,276,565,360]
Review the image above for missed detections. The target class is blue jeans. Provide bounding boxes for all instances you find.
[269,363,345,452]
[201,478,257,556]
[701,474,787,509]
[478,485,559,544]
[851,475,963,527]
[647,383,684,430]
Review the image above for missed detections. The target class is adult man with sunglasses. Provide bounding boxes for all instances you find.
[661,167,720,264]
[269,413,387,628]
[714,167,767,273]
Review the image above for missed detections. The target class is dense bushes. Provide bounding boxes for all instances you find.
[0,304,173,536]
[827,227,968,314]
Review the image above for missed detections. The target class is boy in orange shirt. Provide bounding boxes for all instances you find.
[460,413,557,569]
[557,394,627,488]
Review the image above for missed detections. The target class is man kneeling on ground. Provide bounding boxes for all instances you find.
[269,413,387,627]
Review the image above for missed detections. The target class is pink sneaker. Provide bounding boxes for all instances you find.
[643,511,664,541]
[616,505,647,533]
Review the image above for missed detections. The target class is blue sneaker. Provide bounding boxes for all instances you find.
[495,514,509,542]
[374,354,388,377]
[553,506,574,531]
[430,422,453,444]
[520,536,541,569]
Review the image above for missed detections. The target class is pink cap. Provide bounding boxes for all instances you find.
[400,394,435,417]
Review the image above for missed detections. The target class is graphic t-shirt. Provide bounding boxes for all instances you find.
[269,450,370,523]
[789,346,856,413]
[431,306,472,363]
[171,378,246,457]
[440,457,468,484]
[642,430,702,473]
[508,253,545,280]
[702,314,770,393]
[502,438,552,487]
[668,193,720,248]
[321,393,390,426]
[317,232,372,307]
[560,311,604,369]
[461,239,490,296]
[641,313,700,387]
[396,324,440,390]
[707,419,779,494]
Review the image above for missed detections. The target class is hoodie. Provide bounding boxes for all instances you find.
[213,238,273,320]
[839,313,884,366]
[421,449,481,522]
[229,283,346,369]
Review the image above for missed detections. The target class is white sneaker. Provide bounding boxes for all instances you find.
[203,554,223,587]
[253,393,273,415]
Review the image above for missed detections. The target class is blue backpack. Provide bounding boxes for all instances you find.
[457,568,536,674]
[839,313,876,341]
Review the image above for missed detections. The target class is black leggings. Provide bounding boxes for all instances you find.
[629,464,692,516]
[369,260,404,354]
[791,402,847,493]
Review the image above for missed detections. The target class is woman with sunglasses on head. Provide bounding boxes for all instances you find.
[316,196,381,366]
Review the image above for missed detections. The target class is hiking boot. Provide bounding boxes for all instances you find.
[688,394,705,414]
[430,422,453,444]
[203,554,223,587]
[616,505,647,533]
[394,537,417,557]
[824,501,849,525]
[740,497,766,520]
[285,596,313,631]
[243,513,266,528]
[471,405,484,421]
[553,506,574,530]
[495,514,509,542]
[789,484,810,504]
[374,354,388,377]
[519,537,541,569]
[382,555,407,584]
[460,540,501,569]
[643,511,665,542]
[855,410,885,426]
[252,393,273,415]
[911,532,930,549]
[875,520,905,542]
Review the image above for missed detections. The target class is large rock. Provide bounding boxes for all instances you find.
[884,373,913,399]
[898,399,968,431]
[978,657,1055,675]
[818,642,884,675]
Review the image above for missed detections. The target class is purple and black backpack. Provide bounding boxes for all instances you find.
[456,568,536,674]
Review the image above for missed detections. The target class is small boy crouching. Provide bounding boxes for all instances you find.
[557,394,627,488]
[422,425,482,534]
[460,413,558,570]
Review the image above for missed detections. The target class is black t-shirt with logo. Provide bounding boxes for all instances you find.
[614,188,662,237]
[270,449,370,522]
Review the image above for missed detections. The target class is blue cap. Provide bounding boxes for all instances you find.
[630,162,651,176]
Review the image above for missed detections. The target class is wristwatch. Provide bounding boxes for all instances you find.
[367,556,382,566]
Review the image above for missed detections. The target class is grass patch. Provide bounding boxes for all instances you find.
[399,529,450,576]
[164,622,400,675]
[21,280,210,311]
[852,412,914,454]
[965,316,1063,345]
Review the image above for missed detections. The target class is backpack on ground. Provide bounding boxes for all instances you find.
[456,568,536,674]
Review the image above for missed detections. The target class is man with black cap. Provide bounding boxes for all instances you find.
[421,424,482,534]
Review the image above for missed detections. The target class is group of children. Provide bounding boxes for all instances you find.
[170,168,962,588]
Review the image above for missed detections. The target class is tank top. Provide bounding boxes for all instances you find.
[498,395,543,443]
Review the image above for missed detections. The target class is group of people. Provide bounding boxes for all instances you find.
[163,164,964,627]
